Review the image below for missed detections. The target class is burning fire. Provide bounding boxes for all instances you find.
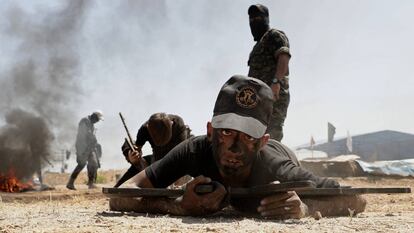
[0,169,34,193]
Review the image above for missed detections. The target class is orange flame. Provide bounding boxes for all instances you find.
[0,169,34,192]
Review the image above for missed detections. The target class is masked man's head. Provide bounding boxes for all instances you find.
[208,75,273,177]
[248,4,270,41]
[90,110,104,124]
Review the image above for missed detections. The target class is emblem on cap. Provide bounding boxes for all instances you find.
[236,86,258,108]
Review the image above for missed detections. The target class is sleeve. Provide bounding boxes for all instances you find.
[121,139,130,159]
[266,141,339,188]
[145,139,195,188]
[270,158,339,188]
[135,123,150,146]
[271,30,291,58]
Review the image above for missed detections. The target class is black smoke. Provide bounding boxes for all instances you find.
[0,109,53,180]
[0,0,90,179]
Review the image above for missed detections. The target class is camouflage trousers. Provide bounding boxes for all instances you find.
[266,89,290,142]
[71,151,99,182]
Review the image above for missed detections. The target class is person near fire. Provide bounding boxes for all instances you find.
[109,75,366,218]
[247,4,291,142]
[66,111,103,190]
[114,112,190,187]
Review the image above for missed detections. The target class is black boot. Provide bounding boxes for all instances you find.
[66,177,76,190]
[87,168,97,189]
[66,164,84,190]
[87,180,97,189]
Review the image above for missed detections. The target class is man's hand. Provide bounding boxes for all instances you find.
[179,176,227,216]
[257,191,307,219]
[270,82,281,100]
[127,148,142,167]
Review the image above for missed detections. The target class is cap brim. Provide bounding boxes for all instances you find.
[211,113,266,139]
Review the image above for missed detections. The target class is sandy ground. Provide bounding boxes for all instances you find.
[1,170,413,233]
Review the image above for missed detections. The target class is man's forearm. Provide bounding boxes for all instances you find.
[109,197,188,215]
[275,53,290,80]
[277,160,339,188]
[302,195,367,217]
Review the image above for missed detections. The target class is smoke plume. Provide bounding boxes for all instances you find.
[0,0,89,179]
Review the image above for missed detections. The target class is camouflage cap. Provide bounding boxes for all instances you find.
[211,75,273,138]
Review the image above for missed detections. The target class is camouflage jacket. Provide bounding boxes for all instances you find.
[248,28,290,86]
[75,116,97,158]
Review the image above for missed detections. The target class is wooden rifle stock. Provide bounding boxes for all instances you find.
[119,112,146,170]
[104,180,411,198]
[119,112,136,152]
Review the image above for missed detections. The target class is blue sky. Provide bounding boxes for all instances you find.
[1,0,413,169]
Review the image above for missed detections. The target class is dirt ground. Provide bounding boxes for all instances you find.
[1,170,413,233]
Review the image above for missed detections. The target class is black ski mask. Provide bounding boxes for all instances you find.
[248,4,270,41]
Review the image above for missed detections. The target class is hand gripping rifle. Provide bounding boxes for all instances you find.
[114,112,145,188]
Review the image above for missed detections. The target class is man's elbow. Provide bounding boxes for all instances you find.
[302,195,367,217]
[133,170,154,188]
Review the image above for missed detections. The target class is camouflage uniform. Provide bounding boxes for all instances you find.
[68,116,100,188]
[248,28,291,141]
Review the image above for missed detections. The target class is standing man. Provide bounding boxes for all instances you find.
[109,76,365,219]
[248,4,291,141]
[66,111,103,190]
[114,112,190,187]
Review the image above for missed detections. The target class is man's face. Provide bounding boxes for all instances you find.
[249,15,269,41]
[210,127,263,177]
[90,114,99,124]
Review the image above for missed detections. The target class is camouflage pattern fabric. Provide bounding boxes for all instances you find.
[248,28,290,141]
[266,90,290,141]
[75,116,97,161]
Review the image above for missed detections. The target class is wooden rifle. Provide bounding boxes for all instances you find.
[119,112,136,153]
[115,113,146,188]
[104,180,411,198]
